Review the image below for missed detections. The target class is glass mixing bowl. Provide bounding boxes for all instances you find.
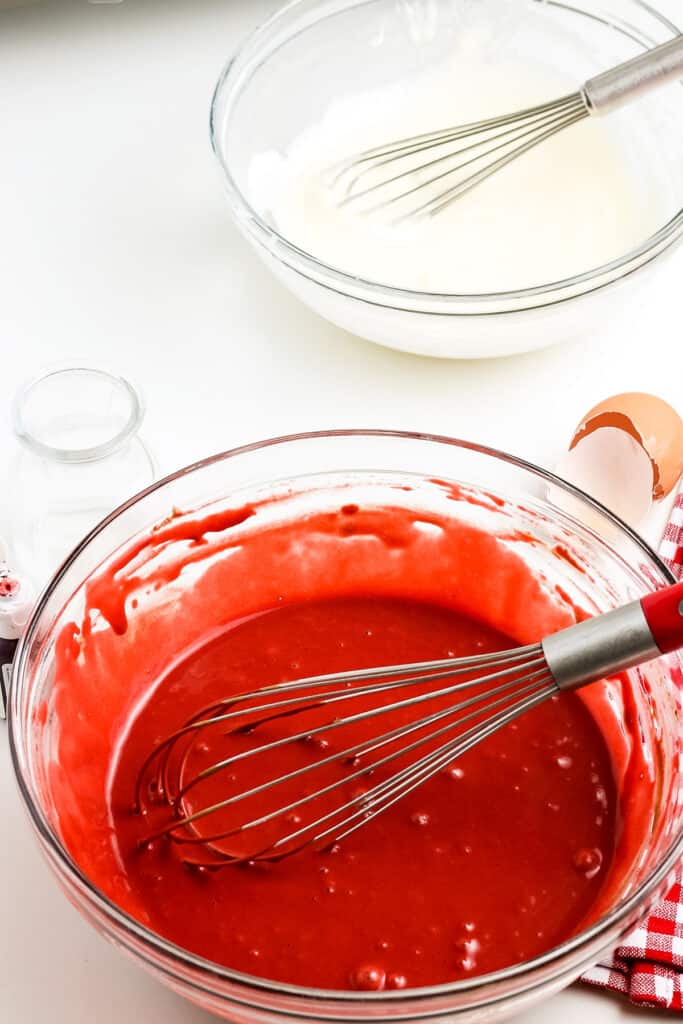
[210,0,683,358]
[9,431,683,1023]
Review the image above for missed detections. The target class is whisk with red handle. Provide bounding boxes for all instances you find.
[135,582,683,869]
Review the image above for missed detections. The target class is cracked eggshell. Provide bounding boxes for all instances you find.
[552,393,683,529]
[570,393,683,500]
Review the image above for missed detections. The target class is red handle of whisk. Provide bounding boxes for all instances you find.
[641,581,683,655]
[543,580,683,692]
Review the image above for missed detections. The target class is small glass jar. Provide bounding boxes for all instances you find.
[9,364,155,586]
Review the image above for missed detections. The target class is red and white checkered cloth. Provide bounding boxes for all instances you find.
[660,488,683,582]
[581,871,683,1010]
[580,484,683,1011]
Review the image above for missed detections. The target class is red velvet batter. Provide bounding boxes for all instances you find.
[45,481,668,994]
[109,596,615,990]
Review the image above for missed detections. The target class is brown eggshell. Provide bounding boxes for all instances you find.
[570,392,683,499]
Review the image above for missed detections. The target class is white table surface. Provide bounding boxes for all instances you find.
[1,1,682,1020]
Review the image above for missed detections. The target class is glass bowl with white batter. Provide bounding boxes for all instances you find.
[210,0,683,358]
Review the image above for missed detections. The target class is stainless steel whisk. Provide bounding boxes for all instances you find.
[136,581,683,868]
[328,35,683,222]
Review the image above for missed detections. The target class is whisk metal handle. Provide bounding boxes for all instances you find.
[543,581,683,691]
[583,34,683,115]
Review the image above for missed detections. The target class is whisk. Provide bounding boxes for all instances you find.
[135,581,683,868]
[328,35,683,222]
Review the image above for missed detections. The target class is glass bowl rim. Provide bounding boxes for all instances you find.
[209,0,683,316]
[8,428,682,1008]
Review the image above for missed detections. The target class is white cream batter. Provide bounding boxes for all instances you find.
[247,54,670,294]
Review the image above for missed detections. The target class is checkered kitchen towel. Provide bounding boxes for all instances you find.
[582,871,683,1009]
[581,484,683,1010]
[660,489,683,581]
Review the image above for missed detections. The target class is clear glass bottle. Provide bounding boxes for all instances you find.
[9,364,155,586]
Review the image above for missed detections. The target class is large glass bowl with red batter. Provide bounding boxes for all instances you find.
[9,431,683,1023]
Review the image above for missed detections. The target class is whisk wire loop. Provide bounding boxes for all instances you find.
[152,670,557,866]
[330,92,589,222]
[138,645,558,865]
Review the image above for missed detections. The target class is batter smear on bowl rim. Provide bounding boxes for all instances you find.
[44,478,669,992]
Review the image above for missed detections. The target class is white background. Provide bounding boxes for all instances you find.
[0,0,681,1020]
